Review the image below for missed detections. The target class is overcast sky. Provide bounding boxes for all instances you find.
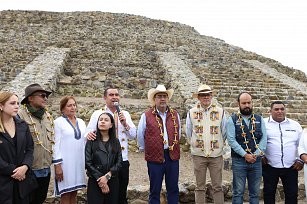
[1,0,306,74]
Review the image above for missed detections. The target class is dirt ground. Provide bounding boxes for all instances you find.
[48,149,306,202]
[48,149,305,189]
[128,150,304,187]
[130,150,194,186]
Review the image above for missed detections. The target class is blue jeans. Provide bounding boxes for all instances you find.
[231,157,262,204]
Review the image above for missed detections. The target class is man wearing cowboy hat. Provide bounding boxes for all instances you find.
[18,83,54,204]
[186,84,227,204]
[138,84,181,204]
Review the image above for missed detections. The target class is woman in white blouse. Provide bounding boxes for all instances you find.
[298,128,307,200]
[52,96,87,204]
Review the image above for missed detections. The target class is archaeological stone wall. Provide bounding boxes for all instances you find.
[1,10,307,202]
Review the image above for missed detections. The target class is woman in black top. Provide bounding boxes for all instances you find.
[0,91,34,204]
[85,112,122,204]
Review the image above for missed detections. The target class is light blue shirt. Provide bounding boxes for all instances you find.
[137,109,181,150]
[226,114,267,157]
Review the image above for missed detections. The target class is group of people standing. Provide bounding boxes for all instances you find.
[0,82,307,204]
[185,85,306,204]
[0,83,136,204]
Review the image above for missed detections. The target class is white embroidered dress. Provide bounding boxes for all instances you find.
[53,116,87,196]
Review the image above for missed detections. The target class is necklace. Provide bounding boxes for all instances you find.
[195,103,219,157]
[152,107,179,151]
[237,112,263,156]
[23,104,55,154]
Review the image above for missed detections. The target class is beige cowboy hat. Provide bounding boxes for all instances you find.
[147,84,174,105]
[192,84,213,98]
[21,83,52,104]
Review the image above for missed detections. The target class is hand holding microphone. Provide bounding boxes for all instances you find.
[114,102,130,131]
[114,102,121,114]
[114,102,125,122]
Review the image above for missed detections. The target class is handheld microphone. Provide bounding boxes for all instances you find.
[114,102,121,113]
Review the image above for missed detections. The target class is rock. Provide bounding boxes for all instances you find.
[130,199,148,204]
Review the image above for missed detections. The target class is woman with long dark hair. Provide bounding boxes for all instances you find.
[85,112,122,204]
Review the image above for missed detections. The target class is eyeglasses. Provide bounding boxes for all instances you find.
[32,93,48,99]
[155,95,168,99]
[198,93,212,97]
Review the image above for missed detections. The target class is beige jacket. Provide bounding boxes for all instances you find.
[18,108,54,170]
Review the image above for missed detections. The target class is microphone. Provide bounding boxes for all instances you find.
[114,102,121,113]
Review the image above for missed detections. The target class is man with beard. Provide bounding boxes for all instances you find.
[85,86,136,204]
[263,101,303,204]
[226,92,267,204]
[138,84,181,204]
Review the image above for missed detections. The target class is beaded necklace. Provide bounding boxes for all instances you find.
[195,103,219,157]
[152,107,179,151]
[237,112,263,156]
[23,104,55,154]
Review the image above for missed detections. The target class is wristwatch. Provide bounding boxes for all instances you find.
[105,174,111,180]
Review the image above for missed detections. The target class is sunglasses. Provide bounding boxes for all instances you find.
[32,93,48,99]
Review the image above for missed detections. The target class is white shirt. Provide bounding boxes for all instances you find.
[85,107,136,161]
[264,116,302,168]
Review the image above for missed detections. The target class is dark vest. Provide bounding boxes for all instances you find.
[144,107,180,163]
[231,113,263,158]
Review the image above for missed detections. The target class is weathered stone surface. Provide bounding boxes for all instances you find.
[2,47,70,97]
[1,10,307,203]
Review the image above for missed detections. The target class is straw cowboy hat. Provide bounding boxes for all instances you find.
[192,84,213,98]
[21,83,52,104]
[147,84,174,105]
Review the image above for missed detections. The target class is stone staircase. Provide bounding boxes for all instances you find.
[190,61,307,126]
[1,11,307,127]
[1,10,307,203]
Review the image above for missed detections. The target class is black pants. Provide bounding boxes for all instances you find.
[87,177,119,204]
[30,173,50,204]
[263,164,298,204]
[13,181,29,204]
[119,160,130,204]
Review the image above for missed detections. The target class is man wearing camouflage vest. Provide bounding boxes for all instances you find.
[138,84,181,204]
[186,84,227,204]
[18,83,54,204]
